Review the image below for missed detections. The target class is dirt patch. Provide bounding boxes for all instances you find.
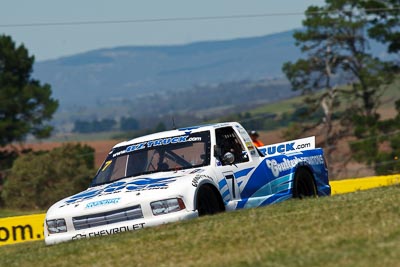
[8,130,374,180]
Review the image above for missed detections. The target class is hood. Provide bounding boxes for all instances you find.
[46,168,208,218]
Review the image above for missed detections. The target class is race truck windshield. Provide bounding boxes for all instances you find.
[91,131,211,186]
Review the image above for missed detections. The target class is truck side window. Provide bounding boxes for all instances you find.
[215,127,249,165]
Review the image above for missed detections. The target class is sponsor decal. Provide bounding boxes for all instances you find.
[192,176,201,187]
[71,234,86,240]
[192,174,213,187]
[189,169,205,174]
[188,137,202,142]
[266,155,325,177]
[259,136,315,157]
[266,142,296,155]
[112,150,127,157]
[112,135,203,157]
[85,198,121,209]
[62,177,177,206]
[123,135,202,155]
[244,141,255,152]
[71,223,145,240]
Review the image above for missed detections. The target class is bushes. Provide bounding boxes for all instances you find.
[1,143,96,210]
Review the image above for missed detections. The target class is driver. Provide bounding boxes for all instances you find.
[249,130,264,147]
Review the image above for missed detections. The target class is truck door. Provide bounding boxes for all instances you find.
[213,126,256,203]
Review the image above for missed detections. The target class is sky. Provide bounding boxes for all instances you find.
[0,0,325,61]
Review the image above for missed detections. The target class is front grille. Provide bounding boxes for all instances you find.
[73,205,143,230]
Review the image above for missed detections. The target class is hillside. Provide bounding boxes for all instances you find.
[1,186,399,267]
[33,30,299,109]
[32,29,389,131]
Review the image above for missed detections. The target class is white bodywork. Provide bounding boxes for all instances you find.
[45,122,329,245]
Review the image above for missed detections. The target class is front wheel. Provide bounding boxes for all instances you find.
[293,168,317,199]
[196,185,223,216]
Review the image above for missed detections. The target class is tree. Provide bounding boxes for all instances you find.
[363,0,400,56]
[347,1,400,172]
[1,143,95,209]
[282,43,343,171]
[120,116,139,131]
[350,98,400,175]
[282,0,394,175]
[154,122,167,132]
[0,35,58,147]
[72,118,116,133]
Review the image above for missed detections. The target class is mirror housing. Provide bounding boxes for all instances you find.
[214,145,222,157]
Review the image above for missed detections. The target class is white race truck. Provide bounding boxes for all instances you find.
[44,122,330,245]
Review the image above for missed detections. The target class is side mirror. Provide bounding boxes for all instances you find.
[214,145,222,157]
[222,152,235,165]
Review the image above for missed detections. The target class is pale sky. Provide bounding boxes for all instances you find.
[0,0,325,61]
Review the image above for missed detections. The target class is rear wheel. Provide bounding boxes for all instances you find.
[293,168,317,199]
[196,185,223,216]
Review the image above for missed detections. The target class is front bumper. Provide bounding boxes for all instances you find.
[45,209,198,245]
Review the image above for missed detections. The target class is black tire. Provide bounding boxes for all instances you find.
[293,168,317,199]
[196,185,223,216]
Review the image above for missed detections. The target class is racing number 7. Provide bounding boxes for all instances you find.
[225,174,236,198]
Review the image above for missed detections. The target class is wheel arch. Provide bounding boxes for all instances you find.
[194,182,225,213]
[294,163,316,180]
[292,163,317,197]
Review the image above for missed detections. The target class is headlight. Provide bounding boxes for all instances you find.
[46,219,67,234]
[150,198,186,216]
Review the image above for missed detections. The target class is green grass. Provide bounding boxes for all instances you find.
[0,209,44,218]
[251,95,306,116]
[382,77,400,103]
[1,186,400,267]
[249,76,400,118]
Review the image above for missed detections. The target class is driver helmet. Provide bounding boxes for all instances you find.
[249,130,259,137]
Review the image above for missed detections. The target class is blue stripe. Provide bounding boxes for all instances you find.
[218,179,227,189]
[243,195,273,209]
[260,193,290,206]
[275,184,291,193]
[234,167,254,178]
[269,175,292,187]
[250,183,272,198]
[222,190,230,199]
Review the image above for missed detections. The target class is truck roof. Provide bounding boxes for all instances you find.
[114,122,241,148]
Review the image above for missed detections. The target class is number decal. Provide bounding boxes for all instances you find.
[101,160,112,172]
[225,174,236,198]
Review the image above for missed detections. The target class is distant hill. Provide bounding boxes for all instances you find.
[33,30,300,108]
[32,29,389,128]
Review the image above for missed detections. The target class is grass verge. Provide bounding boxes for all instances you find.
[0,209,43,218]
[250,77,399,118]
[1,186,400,267]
